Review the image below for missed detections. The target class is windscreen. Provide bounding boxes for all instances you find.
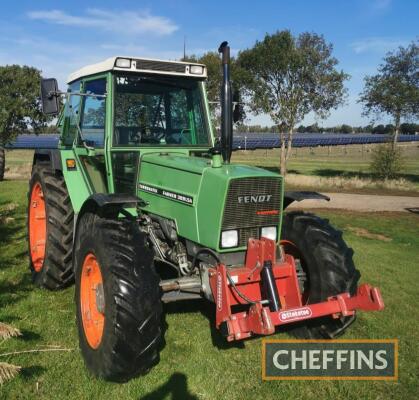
[113,74,211,147]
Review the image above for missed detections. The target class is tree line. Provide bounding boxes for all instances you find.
[235,122,419,134]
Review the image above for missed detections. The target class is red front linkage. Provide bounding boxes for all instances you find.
[208,238,384,342]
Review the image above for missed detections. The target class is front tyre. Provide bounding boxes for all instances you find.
[281,211,360,338]
[74,212,163,381]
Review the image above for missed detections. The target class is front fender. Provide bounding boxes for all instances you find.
[283,191,330,209]
[72,193,146,257]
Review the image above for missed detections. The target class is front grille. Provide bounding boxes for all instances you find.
[222,177,282,247]
[135,59,186,74]
[239,227,260,246]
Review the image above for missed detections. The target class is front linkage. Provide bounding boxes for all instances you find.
[209,238,384,342]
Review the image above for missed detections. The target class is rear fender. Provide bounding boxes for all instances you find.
[32,149,62,171]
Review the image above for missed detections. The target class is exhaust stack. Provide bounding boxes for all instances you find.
[218,41,233,164]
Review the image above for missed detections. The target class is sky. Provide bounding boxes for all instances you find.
[0,0,417,127]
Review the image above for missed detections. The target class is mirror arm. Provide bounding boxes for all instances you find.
[64,92,95,153]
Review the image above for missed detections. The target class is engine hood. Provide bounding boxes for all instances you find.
[140,153,278,178]
[138,153,283,252]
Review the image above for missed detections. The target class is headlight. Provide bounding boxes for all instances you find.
[190,65,204,75]
[115,58,132,68]
[221,230,238,248]
[261,226,277,241]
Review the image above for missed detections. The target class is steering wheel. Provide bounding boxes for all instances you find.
[179,129,192,145]
[138,127,166,144]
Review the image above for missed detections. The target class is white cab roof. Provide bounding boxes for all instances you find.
[67,56,207,83]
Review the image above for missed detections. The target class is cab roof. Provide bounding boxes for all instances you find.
[67,56,207,84]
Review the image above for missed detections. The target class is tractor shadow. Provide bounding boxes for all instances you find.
[139,372,198,400]
[164,300,245,350]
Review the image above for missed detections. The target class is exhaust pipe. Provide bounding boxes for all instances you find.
[218,41,233,164]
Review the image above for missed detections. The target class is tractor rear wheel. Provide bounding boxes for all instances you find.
[28,164,74,289]
[281,211,360,338]
[74,211,163,381]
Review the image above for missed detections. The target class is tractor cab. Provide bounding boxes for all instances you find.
[55,57,216,199]
[64,57,213,150]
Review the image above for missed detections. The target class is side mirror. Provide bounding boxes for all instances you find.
[233,103,242,123]
[40,78,60,115]
[232,88,242,123]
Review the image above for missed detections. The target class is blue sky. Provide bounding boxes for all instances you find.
[0,0,417,126]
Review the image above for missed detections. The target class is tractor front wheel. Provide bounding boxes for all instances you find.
[281,211,360,339]
[74,211,163,381]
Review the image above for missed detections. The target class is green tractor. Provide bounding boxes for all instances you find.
[29,42,383,381]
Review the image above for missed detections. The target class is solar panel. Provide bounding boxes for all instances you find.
[7,133,419,150]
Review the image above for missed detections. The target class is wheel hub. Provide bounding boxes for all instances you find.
[95,283,105,314]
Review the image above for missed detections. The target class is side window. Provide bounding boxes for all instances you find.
[80,79,106,148]
[62,81,81,146]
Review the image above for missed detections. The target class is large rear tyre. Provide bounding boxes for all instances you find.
[281,211,360,339]
[74,212,163,382]
[28,164,74,289]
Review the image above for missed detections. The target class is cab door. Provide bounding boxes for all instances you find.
[74,76,109,194]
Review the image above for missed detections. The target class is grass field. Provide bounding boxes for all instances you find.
[1,180,418,399]
[4,143,419,195]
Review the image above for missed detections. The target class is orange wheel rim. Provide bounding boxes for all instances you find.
[80,253,105,349]
[29,182,47,272]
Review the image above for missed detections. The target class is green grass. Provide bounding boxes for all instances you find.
[1,180,418,399]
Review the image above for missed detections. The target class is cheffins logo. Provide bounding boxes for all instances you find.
[262,339,398,380]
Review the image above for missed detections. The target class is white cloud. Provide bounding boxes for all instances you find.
[27,8,178,36]
[350,37,408,54]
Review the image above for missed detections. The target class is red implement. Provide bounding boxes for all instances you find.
[209,238,384,342]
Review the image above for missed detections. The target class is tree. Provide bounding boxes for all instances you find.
[400,122,419,134]
[372,124,386,134]
[296,125,306,133]
[340,124,353,134]
[384,124,395,134]
[0,65,49,180]
[359,40,419,146]
[370,143,404,180]
[238,30,348,175]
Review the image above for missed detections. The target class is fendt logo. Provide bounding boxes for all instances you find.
[238,194,273,204]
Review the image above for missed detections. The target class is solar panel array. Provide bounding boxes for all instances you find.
[233,133,419,149]
[9,134,60,149]
[7,133,419,150]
